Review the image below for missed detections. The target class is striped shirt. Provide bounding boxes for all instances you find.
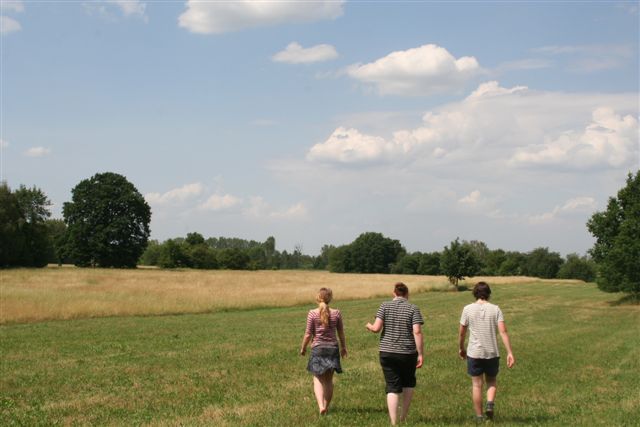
[376,297,424,354]
[305,309,343,348]
[460,302,504,359]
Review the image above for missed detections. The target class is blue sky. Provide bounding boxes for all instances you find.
[2,1,639,255]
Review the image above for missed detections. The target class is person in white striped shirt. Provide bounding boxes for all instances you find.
[459,281,515,422]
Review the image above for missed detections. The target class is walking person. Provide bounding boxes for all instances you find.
[366,282,424,425]
[459,281,515,423]
[300,288,347,415]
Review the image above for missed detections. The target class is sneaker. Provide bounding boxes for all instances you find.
[475,415,486,424]
[485,403,494,421]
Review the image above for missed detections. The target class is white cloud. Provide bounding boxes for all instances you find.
[242,197,308,221]
[307,127,398,164]
[1,15,21,34]
[306,81,638,170]
[0,139,8,148]
[272,42,338,64]
[24,147,51,157]
[199,194,242,211]
[458,190,482,206]
[511,107,639,169]
[528,197,597,224]
[347,44,480,96]
[145,183,204,206]
[107,0,146,19]
[178,1,344,34]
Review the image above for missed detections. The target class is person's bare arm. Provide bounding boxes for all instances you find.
[498,321,515,368]
[337,326,348,358]
[413,323,424,368]
[458,324,468,359]
[300,333,312,356]
[366,317,383,333]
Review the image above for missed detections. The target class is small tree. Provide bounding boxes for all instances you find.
[587,171,640,296]
[440,238,480,288]
[62,172,151,268]
[557,253,597,282]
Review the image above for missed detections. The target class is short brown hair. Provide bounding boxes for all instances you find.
[394,282,409,297]
[473,282,491,300]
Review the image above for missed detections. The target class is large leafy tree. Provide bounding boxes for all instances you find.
[62,172,151,268]
[0,183,52,267]
[348,232,405,273]
[587,171,640,295]
[523,247,563,279]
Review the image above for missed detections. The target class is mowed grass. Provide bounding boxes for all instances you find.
[0,267,545,324]
[1,272,639,426]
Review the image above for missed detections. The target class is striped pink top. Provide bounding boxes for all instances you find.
[305,309,344,348]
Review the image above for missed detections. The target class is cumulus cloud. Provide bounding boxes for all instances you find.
[199,194,242,211]
[145,182,204,206]
[24,147,51,157]
[511,107,639,169]
[306,127,398,164]
[458,190,482,206]
[178,0,344,34]
[1,15,21,34]
[272,42,338,64]
[347,44,480,96]
[306,81,638,170]
[242,197,308,221]
[107,0,146,19]
[528,197,597,224]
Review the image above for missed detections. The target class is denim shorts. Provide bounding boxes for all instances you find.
[467,356,500,377]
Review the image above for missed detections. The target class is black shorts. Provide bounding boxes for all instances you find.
[379,352,418,393]
[467,357,500,377]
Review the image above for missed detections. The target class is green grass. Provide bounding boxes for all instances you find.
[1,281,639,426]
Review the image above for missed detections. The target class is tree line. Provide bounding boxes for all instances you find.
[1,171,638,296]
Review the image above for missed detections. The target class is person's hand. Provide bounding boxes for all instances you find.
[459,349,467,360]
[506,353,515,368]
[341,347,348,358]
[300,348,306,356]
[365,322,373,331]
[416,354,423,368]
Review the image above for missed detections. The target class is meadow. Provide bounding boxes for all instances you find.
[1,269,639,426]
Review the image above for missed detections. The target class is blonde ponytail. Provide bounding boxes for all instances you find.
[316,288,333,326]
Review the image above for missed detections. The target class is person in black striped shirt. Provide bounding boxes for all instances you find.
[366,282,424,425]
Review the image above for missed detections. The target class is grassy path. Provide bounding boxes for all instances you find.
[1,281,638,425]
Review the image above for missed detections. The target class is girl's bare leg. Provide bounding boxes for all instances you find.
[313,375,326,414]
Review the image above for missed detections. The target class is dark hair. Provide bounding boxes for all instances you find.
[394,282,409,297]
[473,282,491,300]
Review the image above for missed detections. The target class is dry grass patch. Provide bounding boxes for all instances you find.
[2,267,568,324]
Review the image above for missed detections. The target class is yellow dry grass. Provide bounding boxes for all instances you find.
[0,266,562,324]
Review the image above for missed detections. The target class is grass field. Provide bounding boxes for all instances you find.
[1,269,639,426]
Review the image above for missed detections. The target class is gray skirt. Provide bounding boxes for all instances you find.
[307,346,343,376]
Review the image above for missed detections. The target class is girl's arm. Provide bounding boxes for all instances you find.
[300,333,312,356]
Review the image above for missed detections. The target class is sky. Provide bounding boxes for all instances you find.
[1,0,639,256]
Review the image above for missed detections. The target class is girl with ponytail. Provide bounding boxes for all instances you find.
[300,288,348,415]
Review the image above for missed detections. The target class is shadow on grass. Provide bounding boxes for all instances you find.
[608,293,640,306]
